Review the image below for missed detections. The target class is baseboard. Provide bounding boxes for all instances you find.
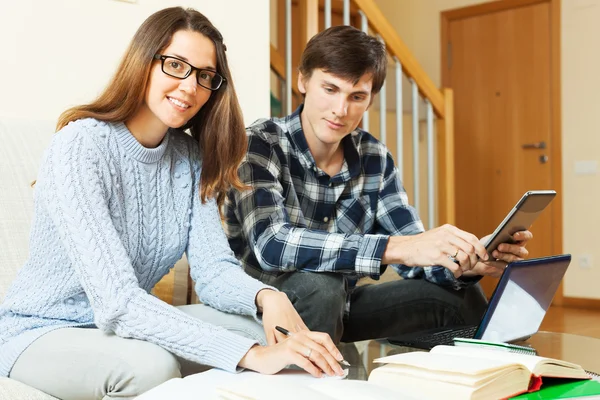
[562,296,600,309]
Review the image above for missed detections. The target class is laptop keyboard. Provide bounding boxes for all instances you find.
[413,325,478,346]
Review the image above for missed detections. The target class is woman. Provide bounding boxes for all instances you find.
[0,7,344,399]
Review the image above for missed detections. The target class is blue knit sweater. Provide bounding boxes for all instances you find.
[0,118,272,377]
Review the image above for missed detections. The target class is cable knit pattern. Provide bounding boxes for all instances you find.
[0,119,273,377]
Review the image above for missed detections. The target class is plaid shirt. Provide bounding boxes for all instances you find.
[224,105,471,293]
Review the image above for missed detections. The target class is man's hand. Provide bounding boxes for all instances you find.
[255,289,309,345]
[383,224,489,277]
[462,230,533,278]
[489,230,532,263]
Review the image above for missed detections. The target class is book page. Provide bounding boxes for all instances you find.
[372,362,525,387]
[368,365,529,400]
[183,368,349,400]
[309,379,420,400]
[215,373,417,400]
[217,379,336,400]
[374,350,524,377]
[430,345,584,376]
[136,378,187,400]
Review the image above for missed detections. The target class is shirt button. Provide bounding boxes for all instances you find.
[323,217,329,223]
[79,301,88,308]
[67,298,75,305]
[175,172,181,179]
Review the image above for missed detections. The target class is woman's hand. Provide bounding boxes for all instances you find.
[256,289,308,345]
[238,330,346,377]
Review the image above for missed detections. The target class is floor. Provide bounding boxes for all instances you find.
[540,306,600,338]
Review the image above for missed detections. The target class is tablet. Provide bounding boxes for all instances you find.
[484,190,556,256]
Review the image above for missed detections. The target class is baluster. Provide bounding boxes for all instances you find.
[426,100,434,229]
[285,0,292,115]
[359,10,369,131]
[343,0,350,25]
[378,36,386,147]
[395,57,403,180]
[411,79,419,213]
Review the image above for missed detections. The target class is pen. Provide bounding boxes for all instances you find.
[275,325,351,367]
[275,325,292,336]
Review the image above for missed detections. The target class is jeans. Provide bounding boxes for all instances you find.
[272,272,488,343]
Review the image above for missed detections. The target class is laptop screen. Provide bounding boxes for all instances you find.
[475,255,571,343]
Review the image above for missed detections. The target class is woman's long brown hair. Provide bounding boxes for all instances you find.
[57,7,246,207]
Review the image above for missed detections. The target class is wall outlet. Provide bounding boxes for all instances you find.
[578,254,592,269]
[574,160,598,175]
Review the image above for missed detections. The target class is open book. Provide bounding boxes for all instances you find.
[137,346,589,400]
[368,345,589,400]
[216,372,411,400]
[137,368,412,400]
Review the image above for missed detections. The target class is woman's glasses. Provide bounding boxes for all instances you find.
[154,54,225,91]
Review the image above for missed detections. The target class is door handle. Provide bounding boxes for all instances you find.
[521,141,546,149]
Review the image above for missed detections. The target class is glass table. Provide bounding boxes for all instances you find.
[340,331,600,381]
[138,331,600,399]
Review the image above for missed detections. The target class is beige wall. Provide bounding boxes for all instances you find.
[0,0,270,125]
[561,0,600,299]
[374,0,600,299]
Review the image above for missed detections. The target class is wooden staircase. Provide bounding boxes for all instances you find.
[270,0,456,227]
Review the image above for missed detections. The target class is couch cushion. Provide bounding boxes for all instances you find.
[0,118,55,301]
[0,377,57,400]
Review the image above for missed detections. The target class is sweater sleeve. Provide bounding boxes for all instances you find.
[42,123,256,372]
[185,150,275,320]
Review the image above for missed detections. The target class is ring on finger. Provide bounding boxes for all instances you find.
[305,348,312,359]
[452,249,459,258]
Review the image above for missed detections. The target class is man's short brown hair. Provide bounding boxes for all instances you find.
[299,25,387,94]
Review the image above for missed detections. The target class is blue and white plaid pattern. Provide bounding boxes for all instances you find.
[224,105,470,293]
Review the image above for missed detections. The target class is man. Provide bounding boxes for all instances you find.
[224,26,531,344]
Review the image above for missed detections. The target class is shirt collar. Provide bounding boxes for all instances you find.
[285,104,363,180]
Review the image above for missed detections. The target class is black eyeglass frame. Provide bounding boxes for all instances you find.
[153,54,226,91]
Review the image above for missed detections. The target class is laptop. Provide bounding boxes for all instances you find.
[387,254,571,349]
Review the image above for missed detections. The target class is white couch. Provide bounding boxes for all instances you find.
[0,118,58,399]
[0,118,55,302]
[0,118,190,399]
